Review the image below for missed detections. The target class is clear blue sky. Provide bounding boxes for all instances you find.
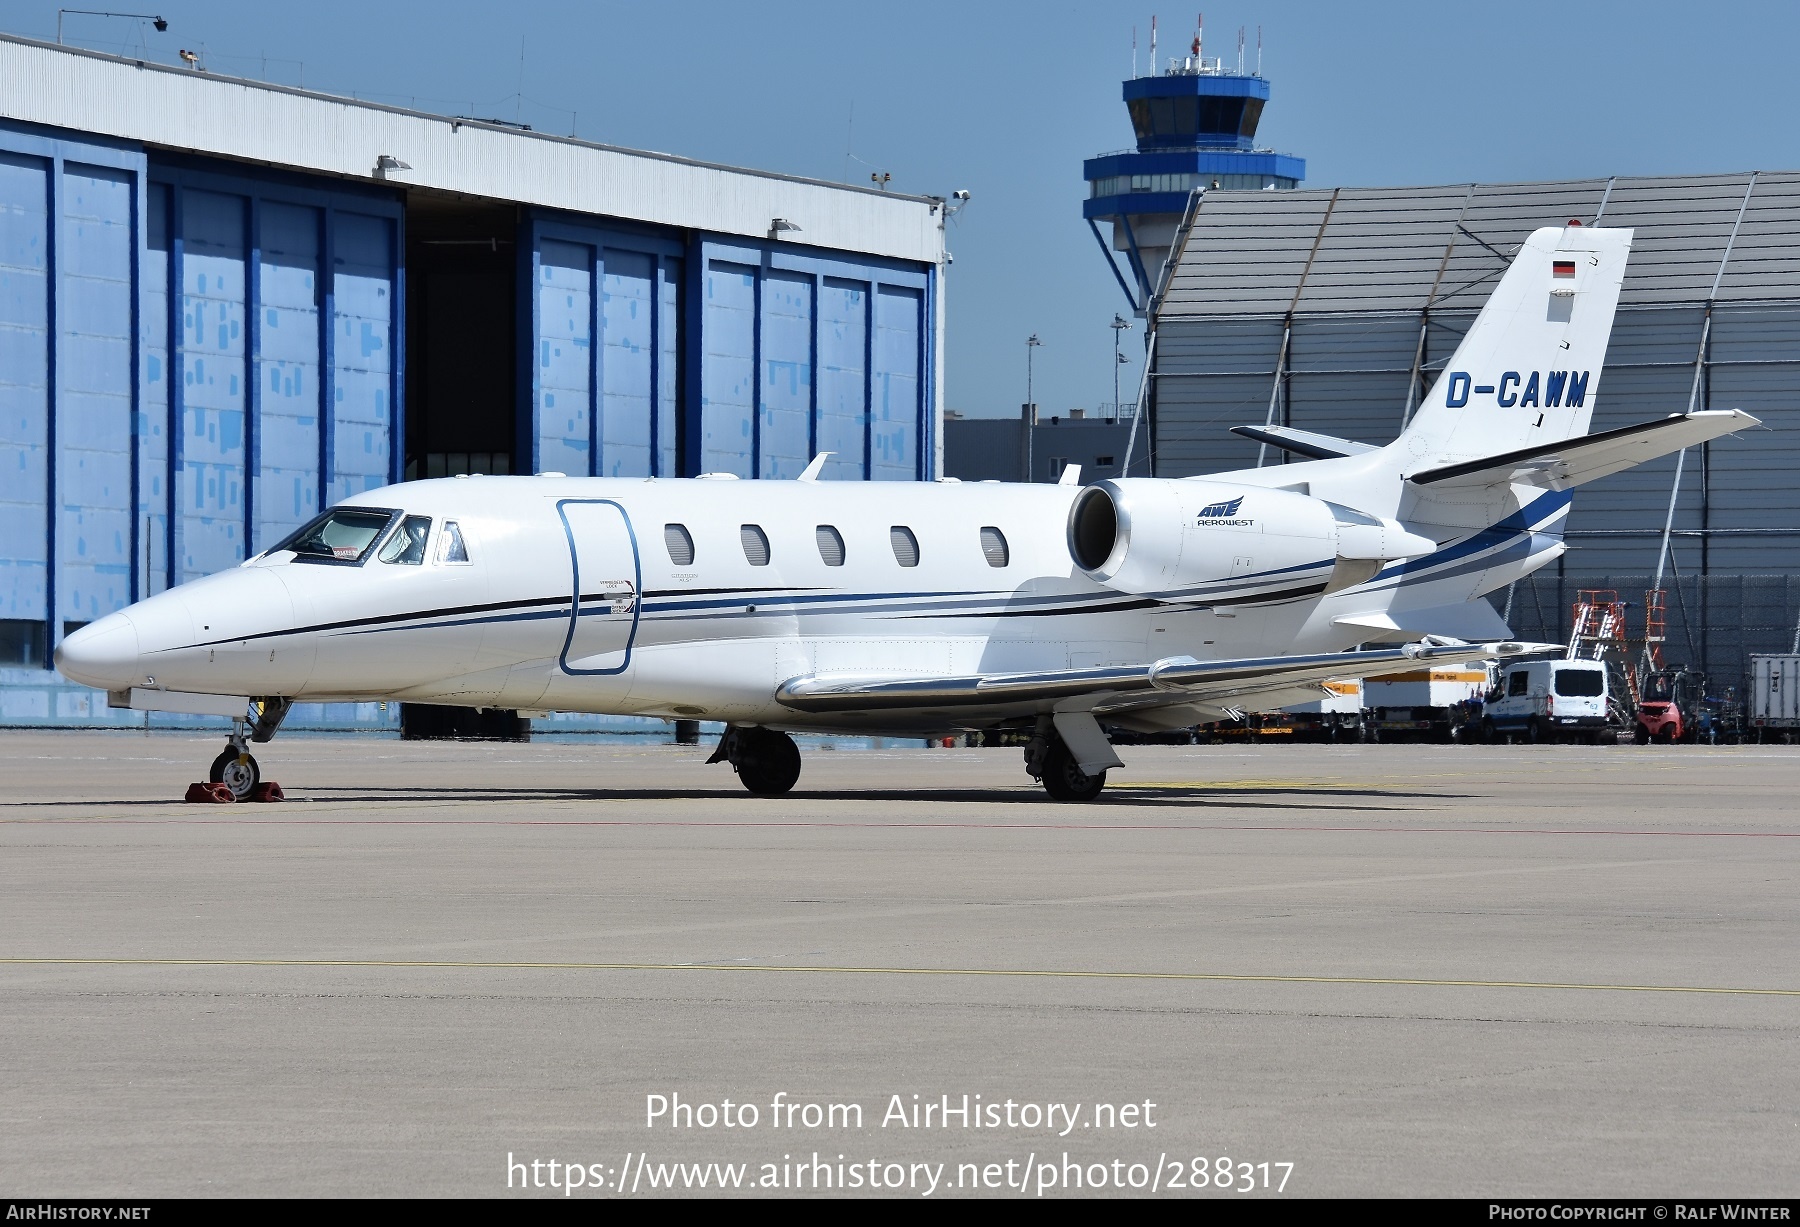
[12,0,1800,418]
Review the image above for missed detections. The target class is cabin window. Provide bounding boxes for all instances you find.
[979,526,1009,568]
[438,521,471,564]
[1508,671,1530,697]
[274,507,400,565]
[816,525,846,567]
[664,523,695,566]
[741,524,771,567]
[889,526,920,568]
[378,515,433,565]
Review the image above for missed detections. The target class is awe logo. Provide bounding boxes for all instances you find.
[1196,496,1245,520]
[1445,370,1589,410]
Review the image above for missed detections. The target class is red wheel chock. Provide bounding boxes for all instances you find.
[185,782,235,804]
[249,782,285,803]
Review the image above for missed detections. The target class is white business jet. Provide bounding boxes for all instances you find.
[57,225,1756,800]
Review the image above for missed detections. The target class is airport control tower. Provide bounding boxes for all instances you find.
[1085,21,1305,313]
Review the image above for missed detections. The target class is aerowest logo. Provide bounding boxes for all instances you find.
[1195,496,1254,527]
[1444,370,1588,410]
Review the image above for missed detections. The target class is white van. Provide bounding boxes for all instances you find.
[1479,660,1611,744]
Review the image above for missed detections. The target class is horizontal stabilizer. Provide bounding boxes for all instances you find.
[1231,424,1378,460]
[1407,410,1759,490]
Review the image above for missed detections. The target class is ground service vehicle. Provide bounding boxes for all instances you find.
[1635,667,1708,744]
[1481,659,1611,743]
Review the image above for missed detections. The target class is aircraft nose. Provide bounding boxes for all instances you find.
[53,613,141,691]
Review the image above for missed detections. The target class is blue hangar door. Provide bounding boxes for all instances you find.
[0,121,145,674]
[145,161,403,590]
[690,240,933,481]
[519,212,936,482]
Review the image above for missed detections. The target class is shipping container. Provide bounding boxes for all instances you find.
[1750,655,1800,729]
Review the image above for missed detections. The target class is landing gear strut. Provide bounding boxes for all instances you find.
[708,726,803,796]
[1024,720,1109,802]
[203,698,292,802]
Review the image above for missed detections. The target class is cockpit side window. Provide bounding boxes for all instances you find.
[274,507,400,565]
[438,521,471,564]
[378,515,433,565]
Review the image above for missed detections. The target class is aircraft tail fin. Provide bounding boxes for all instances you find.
[1398,224,1632,463]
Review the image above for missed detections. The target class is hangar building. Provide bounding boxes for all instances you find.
[0,35,947,725]
[1144,174,1800,686]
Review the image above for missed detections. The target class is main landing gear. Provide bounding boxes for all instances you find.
[196,698,292,803]
[708,726,803,796]
[1024,719,1111,802]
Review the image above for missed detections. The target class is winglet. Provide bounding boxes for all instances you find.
[797,452,834,482]
[1058,463,1082,486]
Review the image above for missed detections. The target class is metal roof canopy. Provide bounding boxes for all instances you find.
[1158,171,1800,319]
[0,34,946,265]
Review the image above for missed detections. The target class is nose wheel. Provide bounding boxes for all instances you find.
[187,703,289,803]
[209,746,261,801]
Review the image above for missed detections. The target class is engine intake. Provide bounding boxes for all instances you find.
[1067,479,1436,599]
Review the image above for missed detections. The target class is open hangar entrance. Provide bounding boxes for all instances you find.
[403,191,519,482]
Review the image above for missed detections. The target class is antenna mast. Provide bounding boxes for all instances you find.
[1195,12,1202,65]
[1236,26,1245,74]
[1257,25,1263,75]
[1132,24,1137,78]
[1150,15,1157,74]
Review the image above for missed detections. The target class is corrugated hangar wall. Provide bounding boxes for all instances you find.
[0,113,935,725]
[1149,173,1800,684]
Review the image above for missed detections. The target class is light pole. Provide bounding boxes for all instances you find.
[1110,313,1133,419]
[1025,333,1041,482]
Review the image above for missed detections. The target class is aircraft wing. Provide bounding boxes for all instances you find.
[1405,410,1759,491]
[776,639,1555,717]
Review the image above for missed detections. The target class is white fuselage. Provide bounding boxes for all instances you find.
[57,470,1564,734]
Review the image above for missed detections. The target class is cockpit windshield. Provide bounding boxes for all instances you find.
[272,508,400,565]
[378,516,433,565]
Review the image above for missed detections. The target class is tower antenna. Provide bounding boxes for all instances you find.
[1195,12,1202,65]
[1237,26,1245,74]
[1132,24,1137,78]
[1150,15,1157,74]
[1257,25,1263,76]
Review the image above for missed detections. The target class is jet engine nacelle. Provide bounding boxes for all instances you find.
[1066,478,1437,597]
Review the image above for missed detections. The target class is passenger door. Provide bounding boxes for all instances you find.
[559,499,641,675]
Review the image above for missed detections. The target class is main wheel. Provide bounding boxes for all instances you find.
[1479,718,1497,745]
[1038,740,1106,803]
[734,729,801,796]
[209,748,260,801]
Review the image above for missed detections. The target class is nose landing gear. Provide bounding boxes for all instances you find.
[191,698,292,803]
[708,726,803,796]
